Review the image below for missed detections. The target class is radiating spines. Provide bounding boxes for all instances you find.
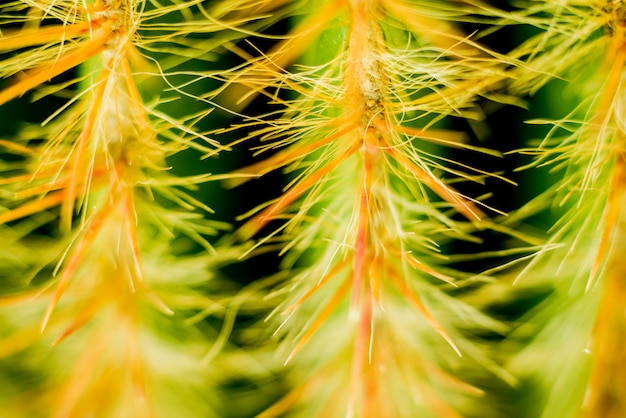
[215,1,520,417]
[505,0,626,286]
[0,227,234,418]
[505,2,626,418]
[511,0,626,293]
[0,0,232,109]
[262,249,509,417]
[0,1,237,416]
[508,1,626,96]
[221,0,514,241]
[0,0,223,272]
[213,0,517,115]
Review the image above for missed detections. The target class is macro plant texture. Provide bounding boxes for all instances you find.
[215,1,524,417]
[1,0,626,418]
[507,2,626,418]
[0,1,241,417]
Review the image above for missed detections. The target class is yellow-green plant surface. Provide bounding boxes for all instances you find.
[1,0,626,417]
[507,2,626,418]
[0,1,240,417]
[216,1,523,417]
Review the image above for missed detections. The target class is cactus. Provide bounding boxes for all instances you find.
[1,1,625,417]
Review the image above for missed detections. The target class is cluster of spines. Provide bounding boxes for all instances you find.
[215,1,523,416]
[4,0,626,417]
[506,1,626,417]
[0,1,234,416]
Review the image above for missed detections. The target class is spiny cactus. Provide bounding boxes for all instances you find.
[2,1,626,417]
